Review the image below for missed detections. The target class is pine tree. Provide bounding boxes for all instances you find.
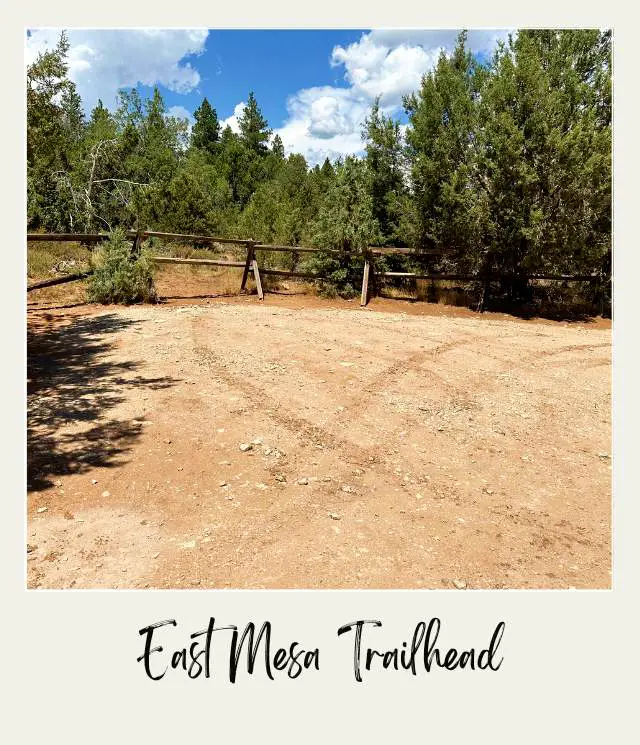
[404,31,486,265]
[191,97,220,156]
[309,157,382,297]
[238,92,272,154]
[271,133,285,159]
[478,29,611,293]
[362,97,407,245]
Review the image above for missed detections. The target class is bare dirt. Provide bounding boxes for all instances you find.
[27,290,611,589]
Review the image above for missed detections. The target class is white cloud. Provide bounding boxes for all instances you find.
[275,86,368,165]
[25,28,209,112]
[368,29,511,53]
[330,29,511,108]
[167,106,194,142]
[167,105,193,123]
[331,35,440,108]
[221,101,246,134]
[276,29,511,166]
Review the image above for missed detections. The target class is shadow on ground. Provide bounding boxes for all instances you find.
[27,312,178,491]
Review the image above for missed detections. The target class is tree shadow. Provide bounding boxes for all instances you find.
[27,312,179,491]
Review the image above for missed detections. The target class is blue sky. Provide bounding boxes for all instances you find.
[26,29,510,165]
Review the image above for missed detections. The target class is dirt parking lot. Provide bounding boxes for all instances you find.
[27,296,611,589]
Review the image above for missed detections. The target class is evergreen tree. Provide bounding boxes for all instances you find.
[362,97,407,245]
[477,29,611,292]
[27,31,82,230]
[271,133,285,159]
[191,97,220,156]
[25,29,611,312]
[238,92,272,154]
[308,157,381,297]
[404,31,486,265]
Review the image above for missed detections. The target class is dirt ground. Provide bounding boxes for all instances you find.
[27,287,611,589]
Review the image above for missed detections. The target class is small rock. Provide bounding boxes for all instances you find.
[54,479,62,487]
[275,474,286,483]
[453,579,467,590]
[101,490,111,498]
[296,477,309,485]
[164,439,172,444]
[239,443,253,452]
[219,480,228,487]
[255,483,268,490]
[341,485,355,494]
[263,447,273,456]
[180,540,196,549]
[36,507,48,513]
[27,544,37,553]
[152,552,160,559]
[91,479,98,485]
[328,512,341,520]
[598,452,610,459]
[63,510,74,520]
[252,438,263,445]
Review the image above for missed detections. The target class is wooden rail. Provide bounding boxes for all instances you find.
[255,243,340,254]
[140,231,255,246]
[377,272,599,281]
[27,271,93,292]
[27,231,606,308]
[150,257,248,268]
[259,268,321,279]
[368,246,450,256]
[27,233,108,243]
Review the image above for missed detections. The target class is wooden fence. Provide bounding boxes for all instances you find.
[27,231,606,309]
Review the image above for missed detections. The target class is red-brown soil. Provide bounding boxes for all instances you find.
[27,278,611,589]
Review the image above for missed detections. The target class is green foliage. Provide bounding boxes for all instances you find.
[363,97,407,245]
[271,134,285,159]
[306,157,381,297]
[476,30,611,283]
[404,31,486,263]
[191,98,220,156]
[87,229,157,304]
[26,29,611,314]
[27,31,84,231]
[238,92,272,154]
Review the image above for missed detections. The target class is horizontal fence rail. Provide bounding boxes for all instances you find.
[254,243,341,254]
[27,231,609,308]
[150,257,248,268]
[27,271,94,292]
[27,233,108,243]
[139,230,255,246]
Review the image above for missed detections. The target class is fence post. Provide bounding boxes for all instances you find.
[240,241,256,292]
[360,253,371,307]
[130,230,142,258]
[251,257,264,300]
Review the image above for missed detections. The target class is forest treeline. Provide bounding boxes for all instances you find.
[27,30,611,304]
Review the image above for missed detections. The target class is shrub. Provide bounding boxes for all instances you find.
[87,229,157,304]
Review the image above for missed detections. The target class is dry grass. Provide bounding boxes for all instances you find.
[27,242,93,280]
